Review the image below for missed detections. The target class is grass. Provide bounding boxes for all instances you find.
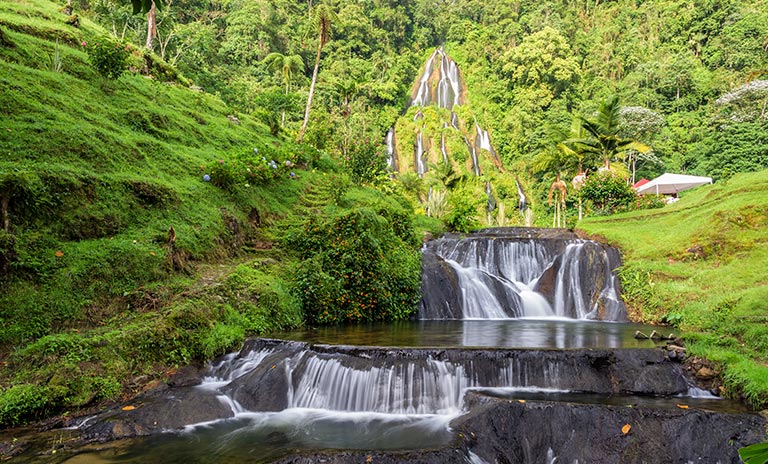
[0,0,429,428]
[0,0,322,426]
[579,170,768,408]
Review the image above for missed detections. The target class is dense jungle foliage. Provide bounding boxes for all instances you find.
[85,0,768,181]
[0,0,767,430]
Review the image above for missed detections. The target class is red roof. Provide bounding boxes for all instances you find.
[632,178,650,189]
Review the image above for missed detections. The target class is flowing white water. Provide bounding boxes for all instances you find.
[441,123,449,162]
[415,132,426,177]
[437,50,462,109]
[386,127,396,171]
[462,136,481,176]
[200,349,275,389]
[426,236,628,320]
[411,50,439,107]
[475,124,497,159]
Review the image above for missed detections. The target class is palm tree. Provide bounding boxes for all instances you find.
[579,95,650,170]
[298,4,336,144]
[263,52,305,127]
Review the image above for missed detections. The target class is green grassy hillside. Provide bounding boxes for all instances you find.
[0,0,322,425]
[0,0,430,428]
[579,170,768,408]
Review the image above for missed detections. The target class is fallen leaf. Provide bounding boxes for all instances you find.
[676,404,689,409]
[622,424,631,435]
[122,405,136,411]
[149,252,156,256]
[55,250,64,257]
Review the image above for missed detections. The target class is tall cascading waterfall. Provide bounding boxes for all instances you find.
[420,228,628,321]
[385,47,499,178]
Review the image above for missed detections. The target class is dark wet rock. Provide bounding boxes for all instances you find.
[419,227,628,321]
[418,251,463,319]
[0,437,28,460]
[452,392,767,464]
[271,448,470,464]
[79,386,234,442]
[168,364,203,387]
[666,344,686,362]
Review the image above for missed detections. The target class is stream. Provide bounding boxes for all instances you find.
[5,228,765,463]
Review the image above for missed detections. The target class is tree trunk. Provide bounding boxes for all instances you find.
[282,81,288,128]
[145,0,157,50]
[298,40,323,144]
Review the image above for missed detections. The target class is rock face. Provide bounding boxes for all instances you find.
[419,228,628,320]
[453,393,767,464]
[71,338,767,464]
[80,341,692,441]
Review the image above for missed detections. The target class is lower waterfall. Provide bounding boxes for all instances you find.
[420,228,628,320]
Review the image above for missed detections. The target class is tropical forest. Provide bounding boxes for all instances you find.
[1,0,767,461]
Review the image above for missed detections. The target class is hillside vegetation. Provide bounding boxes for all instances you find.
[580,170,768,407]
[0,0,427,427]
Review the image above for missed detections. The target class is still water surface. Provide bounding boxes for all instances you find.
[273,319,667,350]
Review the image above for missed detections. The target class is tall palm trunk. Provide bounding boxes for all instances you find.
[145,0,157,50]
[298,31,323,143]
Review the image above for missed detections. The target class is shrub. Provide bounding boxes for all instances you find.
[204,143,318,192]
[0,384,63,427]
[84,37,132,80]
[581,171,637,214]
[343,138,388,185]
[286,207,421,324]
[445,185,480,232]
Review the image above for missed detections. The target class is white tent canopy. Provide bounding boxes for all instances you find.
[636,173,713,195]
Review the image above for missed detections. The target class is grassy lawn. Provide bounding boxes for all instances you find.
[579,170,768,408]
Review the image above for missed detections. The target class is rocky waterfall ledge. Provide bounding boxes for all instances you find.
[420,227,628,321]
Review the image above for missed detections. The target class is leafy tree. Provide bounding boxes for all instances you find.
[130,0,159,14]
[254,90,301,136]
[263,52,305,127]
[501,26,580,109]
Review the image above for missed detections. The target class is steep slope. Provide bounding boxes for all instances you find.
[0,0,319,425]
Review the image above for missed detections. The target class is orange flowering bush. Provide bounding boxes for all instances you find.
[286,207,420,324]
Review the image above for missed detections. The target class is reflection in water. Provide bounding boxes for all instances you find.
[275,320,665,350]
[64,410,453,464]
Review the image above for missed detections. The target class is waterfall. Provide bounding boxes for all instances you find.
[411,47,463,110]
[437,50,461,109]
[411,50,438,107]
[211,341,648,417]
[441,123,449,163]
[420,229,629,321]
[462,135,481,176]
[415,132,426,177]
[475,124,499,162]
[386,127,397,171]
